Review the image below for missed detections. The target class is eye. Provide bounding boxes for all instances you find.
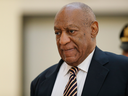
[69,30,75,33]
[55,32,61,35]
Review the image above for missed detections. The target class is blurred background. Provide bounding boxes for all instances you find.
[0,0,128,96]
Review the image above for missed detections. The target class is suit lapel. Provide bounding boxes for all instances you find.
[38,59,64,96]
[82,47,109,96]
[38,73,57,96]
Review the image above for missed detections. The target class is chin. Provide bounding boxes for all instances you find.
[64,57,79,66]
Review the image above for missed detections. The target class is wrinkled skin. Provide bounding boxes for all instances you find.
[54,6,98,66]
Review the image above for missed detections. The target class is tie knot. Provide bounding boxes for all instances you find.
[69,66,79,75]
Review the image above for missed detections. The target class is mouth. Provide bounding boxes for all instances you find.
[62,48,75,51]
[62,48,76,56]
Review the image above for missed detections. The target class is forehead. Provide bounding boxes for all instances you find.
[54,7,86,27]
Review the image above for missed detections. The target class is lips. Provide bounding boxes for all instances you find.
[60,46,75,51]
[63,48,75,51]
[61,48,76,57]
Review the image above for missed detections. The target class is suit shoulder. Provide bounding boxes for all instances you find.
[105,51,128,62]
[31,64,58,87]
[31,59,63,89]
[104,52,128,71]
[33,64,58,80]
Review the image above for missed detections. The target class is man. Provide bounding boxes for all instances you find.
[31,2,128,96]
[120,24,128,57]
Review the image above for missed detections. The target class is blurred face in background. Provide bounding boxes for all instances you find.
[122,51,128,57]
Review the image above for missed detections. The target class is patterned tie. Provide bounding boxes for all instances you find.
[63,66,79,96]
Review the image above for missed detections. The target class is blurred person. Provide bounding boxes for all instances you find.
[31,2,128,96]
[120,24,128,57]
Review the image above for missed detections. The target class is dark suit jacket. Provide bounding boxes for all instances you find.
[31,47,128,96]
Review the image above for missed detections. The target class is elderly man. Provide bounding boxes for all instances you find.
[31,2,128,96]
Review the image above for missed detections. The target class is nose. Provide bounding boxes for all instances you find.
[59,32,70,45]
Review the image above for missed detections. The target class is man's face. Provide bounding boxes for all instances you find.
[54,7,95,66]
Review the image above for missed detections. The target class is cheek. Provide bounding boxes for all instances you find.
[56,40,60,53]
[56,39,60,46]
[56,40,63,55]
[77,38,88,53]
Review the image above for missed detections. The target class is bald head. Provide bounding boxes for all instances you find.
[65,2,96,19]
[55,2,96,26]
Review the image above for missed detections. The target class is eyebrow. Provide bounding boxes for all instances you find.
[54,27,59,30]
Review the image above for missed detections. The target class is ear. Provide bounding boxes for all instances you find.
[91,21,99,38]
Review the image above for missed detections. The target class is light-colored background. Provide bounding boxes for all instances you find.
[0,0,128,96]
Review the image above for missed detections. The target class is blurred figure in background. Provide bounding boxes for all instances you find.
[120,24,128,57]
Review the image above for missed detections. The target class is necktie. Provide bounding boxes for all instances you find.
[63,66,79,96]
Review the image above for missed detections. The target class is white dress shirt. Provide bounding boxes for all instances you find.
[51,50,94,96]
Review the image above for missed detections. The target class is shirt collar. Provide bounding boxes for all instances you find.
[63,49,95,76]
[78,49,95,73]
